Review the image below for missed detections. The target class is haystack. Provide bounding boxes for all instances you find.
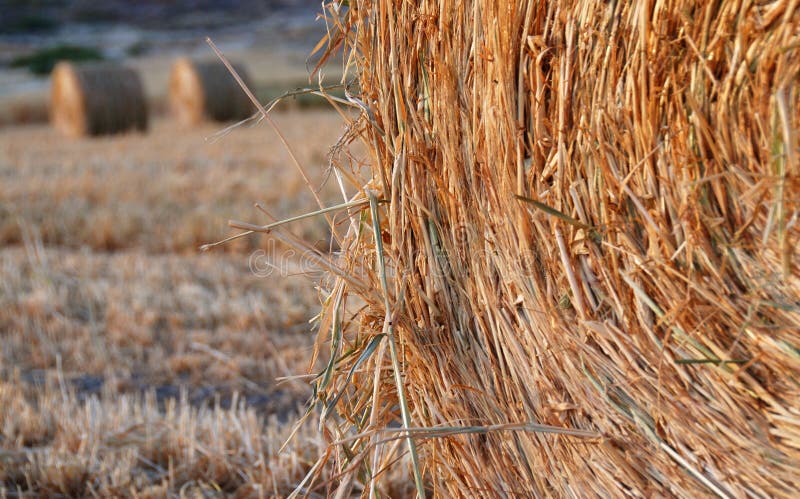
[279,0,800,496]
[169,58,255,126]
[50,62,148,137]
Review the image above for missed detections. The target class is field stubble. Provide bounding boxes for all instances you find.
[0,110,368,496]
[0,112,346,252]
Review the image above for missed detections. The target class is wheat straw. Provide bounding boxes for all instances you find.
[302,0,800,496]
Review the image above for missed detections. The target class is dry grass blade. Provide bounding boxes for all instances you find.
[229,199,369,234]
[169,58,256,126]
[368,192,425,498]
[200,199,369,251]
[206,37,332,222]
[335,422,600,447]
[515,194,593,230]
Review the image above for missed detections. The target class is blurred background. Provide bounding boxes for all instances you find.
[0,0,337,125]
[0,2,356,494]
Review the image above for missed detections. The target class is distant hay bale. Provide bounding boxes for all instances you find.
[50,62,148,137]
[294,1,800,497]
[169,58,255,126]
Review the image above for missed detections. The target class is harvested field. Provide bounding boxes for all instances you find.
[0,245,335,496]
[0,246,314,406]
[0,110,361,495]
[0,380,331,497]
[0,112,344,252]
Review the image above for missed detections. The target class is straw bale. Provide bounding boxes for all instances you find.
[292,1,800,496]
[50,62,148,137]
[169,58,255,126]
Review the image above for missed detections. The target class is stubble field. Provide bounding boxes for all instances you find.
[0,111,369,496]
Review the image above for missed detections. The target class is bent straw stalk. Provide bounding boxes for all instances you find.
[368,192,425,498]
[169,57,255,126]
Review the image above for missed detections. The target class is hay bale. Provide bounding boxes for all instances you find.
[298,0,800,496]
[169,58,255,126]
[50,62,148,137]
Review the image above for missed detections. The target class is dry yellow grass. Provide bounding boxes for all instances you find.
[275,1,800,496]
[0,380,330,497]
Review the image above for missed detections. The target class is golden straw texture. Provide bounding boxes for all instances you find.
[306,1,799,496]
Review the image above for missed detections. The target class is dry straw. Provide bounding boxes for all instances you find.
[232,0,799,496]
[50,62,148,137]
[169,58,256,126]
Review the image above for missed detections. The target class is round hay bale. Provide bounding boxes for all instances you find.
[50,62,148,137]
[168,58,255,126]
[305,1,800,497]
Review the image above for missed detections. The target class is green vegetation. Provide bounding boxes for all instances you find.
[1,14,57,33]
[10,45,104,76]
